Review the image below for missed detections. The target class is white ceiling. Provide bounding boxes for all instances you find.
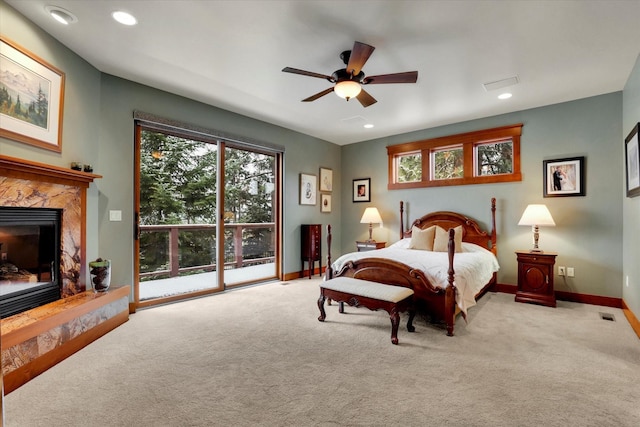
[6,0,640,145]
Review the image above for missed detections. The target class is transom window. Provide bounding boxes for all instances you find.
[387,124,522,189]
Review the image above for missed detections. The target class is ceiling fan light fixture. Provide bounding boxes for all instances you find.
[334,80,361,101]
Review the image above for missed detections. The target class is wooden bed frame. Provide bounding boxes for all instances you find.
[325,198,497,336]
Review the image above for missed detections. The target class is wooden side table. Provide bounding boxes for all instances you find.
[356,241,386,252]
[515,250,557,307]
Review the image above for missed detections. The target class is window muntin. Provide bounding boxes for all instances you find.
[387,124,522,189]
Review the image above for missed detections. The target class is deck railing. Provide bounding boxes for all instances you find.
[139,222,275,280]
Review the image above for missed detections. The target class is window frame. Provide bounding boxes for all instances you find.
[387,123,522,189]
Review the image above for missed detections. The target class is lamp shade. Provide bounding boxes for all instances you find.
[334,80,362,100]
[518,204,555,227]
[360,207,382,224]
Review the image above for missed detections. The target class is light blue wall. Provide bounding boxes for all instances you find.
[341,93,624,298]
[623,53,640,315]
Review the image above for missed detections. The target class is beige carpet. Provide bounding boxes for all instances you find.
[4,278,640,426]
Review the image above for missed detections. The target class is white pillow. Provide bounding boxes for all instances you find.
[409,225,436,251]
[433,225,463,253]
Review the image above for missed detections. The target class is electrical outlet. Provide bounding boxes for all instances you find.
[1,252,7,261]
[626,276,630,287]
[558,266,565,276]
[567,267,575,277]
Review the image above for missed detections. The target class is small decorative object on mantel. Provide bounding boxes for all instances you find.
[70,162,82,171]
[89,258,111,292]
[83,164,93,173]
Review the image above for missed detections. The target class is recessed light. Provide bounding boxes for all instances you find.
[45,5,78,25]
[498,93,512,100]
[364,124,374,129]
[112,11,137,26]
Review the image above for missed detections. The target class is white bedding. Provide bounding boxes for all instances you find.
[331,239,500,315]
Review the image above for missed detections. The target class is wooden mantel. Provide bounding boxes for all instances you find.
[0,154,102,186]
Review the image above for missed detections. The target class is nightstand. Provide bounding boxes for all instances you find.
[356,241,386,252]
[515,250,557,307]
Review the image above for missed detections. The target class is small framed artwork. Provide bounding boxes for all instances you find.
[319,167,333,192]
[625,123,640,198]
[543,156,585,197]
[299,173,317,205]
[0,36,65,152]
[353,178,371,202]
[320,193,332,213]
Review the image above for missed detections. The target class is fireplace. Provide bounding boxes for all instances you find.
[0,207,62,318]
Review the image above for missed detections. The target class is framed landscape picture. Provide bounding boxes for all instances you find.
[353,178,371,202]
[625,123,640,198]
[299,173,317,205]
[0,36,65,152]
[543,156,585,197]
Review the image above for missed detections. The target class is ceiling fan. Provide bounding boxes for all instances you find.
[282,41,418,108]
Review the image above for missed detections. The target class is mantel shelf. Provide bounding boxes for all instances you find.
[0,154,102,188]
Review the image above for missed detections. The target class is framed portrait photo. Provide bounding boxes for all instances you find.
[0,36,65,152]
[319,167,333,192]
[320,193,332,213]
[625,123,640,198]
[353,178,371,203]
[299,173,317,205]
[543,156,585,197]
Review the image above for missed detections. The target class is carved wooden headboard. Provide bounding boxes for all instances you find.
[399,198,497,255]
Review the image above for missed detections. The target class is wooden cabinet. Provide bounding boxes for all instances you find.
[301,224,321,279]
[356,241,386,252]
[515,251,557,307]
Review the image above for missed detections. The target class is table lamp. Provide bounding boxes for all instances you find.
[360,207,382,242]
[518,204,555,252]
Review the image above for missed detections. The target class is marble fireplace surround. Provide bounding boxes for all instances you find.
[0,154,100,297]
[0,154,129,394]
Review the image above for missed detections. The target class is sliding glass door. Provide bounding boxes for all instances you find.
[134,123,280,308]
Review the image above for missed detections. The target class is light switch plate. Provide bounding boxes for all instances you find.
[109,210,122,221]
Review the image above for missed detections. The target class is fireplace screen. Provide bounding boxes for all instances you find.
[0,207,61,318]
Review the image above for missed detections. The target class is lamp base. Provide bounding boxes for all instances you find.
[529,248,544,253]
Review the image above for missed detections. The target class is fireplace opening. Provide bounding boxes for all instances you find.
[0,207,62,318]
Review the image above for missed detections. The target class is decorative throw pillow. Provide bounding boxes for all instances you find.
[433,225,463,253]
[409,225,436,250]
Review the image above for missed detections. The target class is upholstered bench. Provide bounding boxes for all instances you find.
[318,277,416,345]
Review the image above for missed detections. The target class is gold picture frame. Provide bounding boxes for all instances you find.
[0,36,65,152]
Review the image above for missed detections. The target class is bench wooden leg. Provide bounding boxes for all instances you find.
[389,310,400,345]
[317,295,326,322]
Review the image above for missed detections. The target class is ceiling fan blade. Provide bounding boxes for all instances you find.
[302,87,335,102]
[282,67,333,81]
[356,88,377,108]
[364,71,418,85]
[347,41,375,76]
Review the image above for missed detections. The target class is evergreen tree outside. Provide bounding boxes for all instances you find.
[139,131,275,281]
